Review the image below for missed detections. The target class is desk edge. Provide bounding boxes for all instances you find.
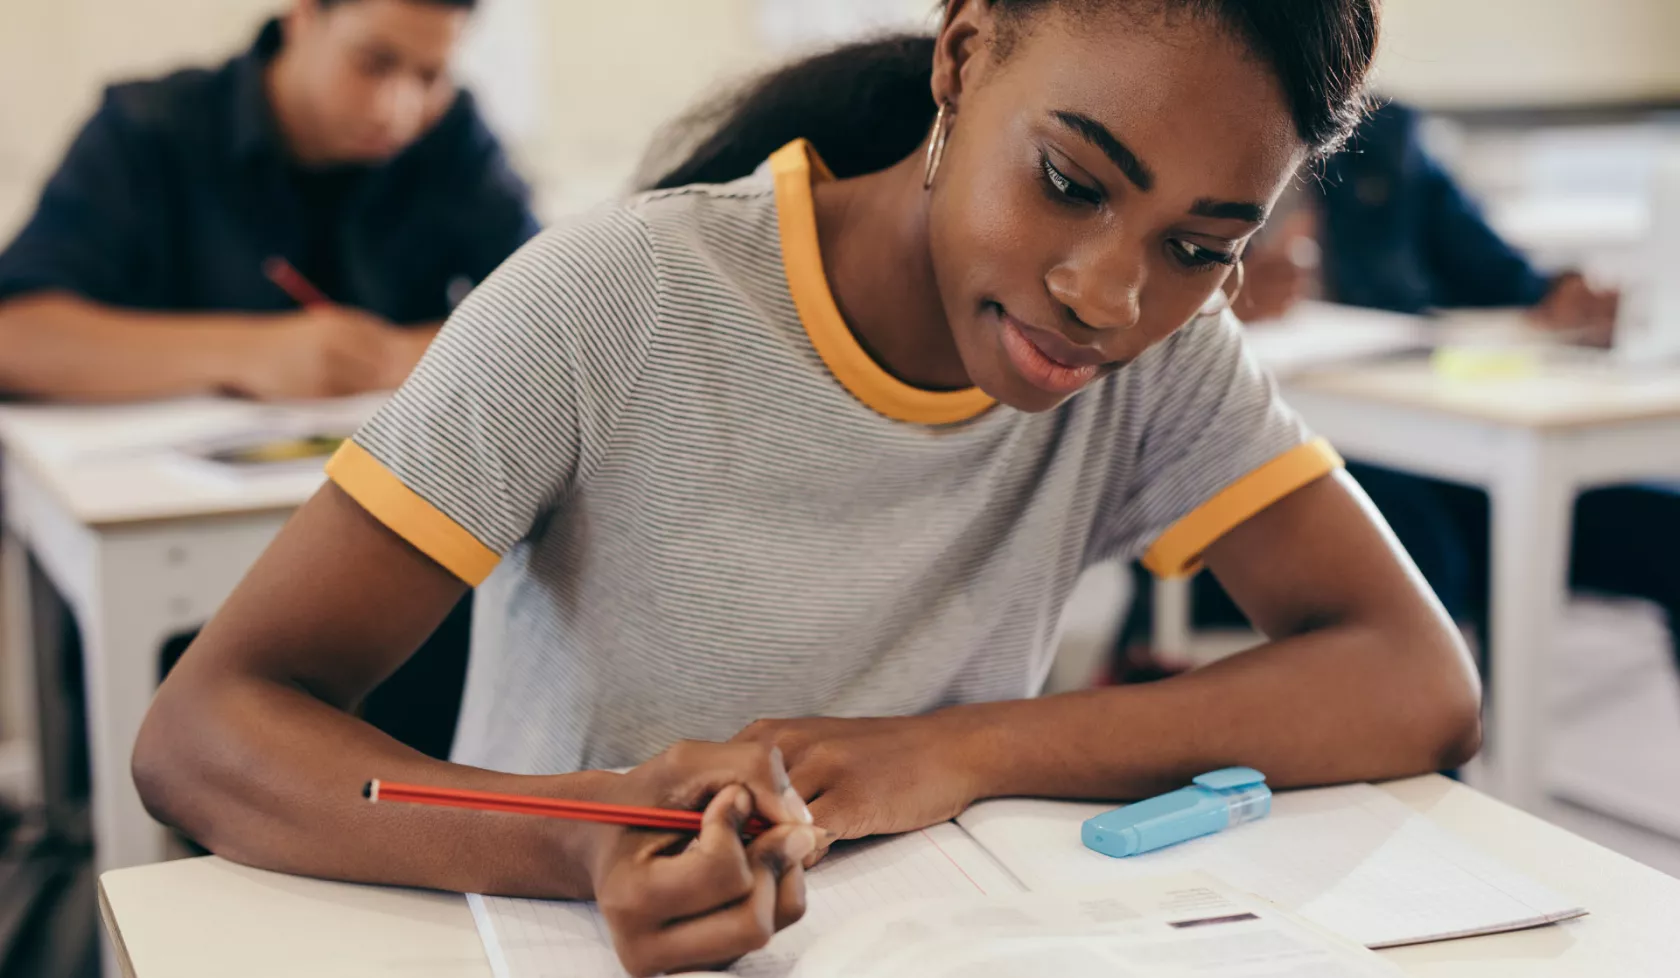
[96,876,139,978]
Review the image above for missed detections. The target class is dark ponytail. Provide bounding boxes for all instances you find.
[644,0,1378,191]
[645,35,938,190]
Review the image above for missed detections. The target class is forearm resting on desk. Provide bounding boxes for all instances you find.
[949,618,1482,803]
[0,292,439,401]
[136,669,615,898]
[131,486,615,898]
[952,473,1484,803]
[0,292,269,400]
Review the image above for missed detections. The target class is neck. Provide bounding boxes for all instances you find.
[811,150,972,391]
[264,47,329,166]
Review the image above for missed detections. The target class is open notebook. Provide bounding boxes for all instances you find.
[469,783,1584,977]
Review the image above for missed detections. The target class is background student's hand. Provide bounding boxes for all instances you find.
[1529,271,1619,346]
[587,742,822,977]
[1230,211,1319,324]
[235,305,433,399]
[730,714,983,864]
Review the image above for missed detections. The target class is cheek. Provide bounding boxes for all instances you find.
[423,89,454,123]
[320,65,379,117]
[1136,270,1230,346]
[928,157,1053,316]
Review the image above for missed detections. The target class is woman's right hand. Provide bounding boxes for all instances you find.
[586,742,823,977]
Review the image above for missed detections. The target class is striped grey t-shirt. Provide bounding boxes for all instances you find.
[327,140,1341,776]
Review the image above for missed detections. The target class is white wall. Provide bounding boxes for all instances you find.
[0,0,277,237]
[0,0,775,234]
[525,0,769,216]
[1376,0,1680,108]
[4,0,1677,238]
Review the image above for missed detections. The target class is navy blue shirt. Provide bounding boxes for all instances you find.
[0,20,540,325]
[1319,102,1552,315]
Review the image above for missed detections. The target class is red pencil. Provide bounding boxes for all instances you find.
[264,256,331,308]
[364,779,771,836]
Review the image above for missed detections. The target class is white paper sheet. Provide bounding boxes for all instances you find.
[957,783,1585,948]
[470,821,1022,978]
[787,872,1403,978]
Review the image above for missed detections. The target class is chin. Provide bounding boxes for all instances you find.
[337,138,407,164]
[991,380,1085,414]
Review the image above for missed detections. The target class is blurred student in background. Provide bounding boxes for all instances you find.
[1233,101,1618,331]
[0,0,536,760]
[1123,101,1680,680]
[0,0,538,404]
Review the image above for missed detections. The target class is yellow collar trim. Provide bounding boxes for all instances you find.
[769,140,996,425]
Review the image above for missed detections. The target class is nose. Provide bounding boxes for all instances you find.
[1044,237,1145,333]
[374,76,426,141]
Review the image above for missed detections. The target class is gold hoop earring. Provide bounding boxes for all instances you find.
[1223,260,1246,313]
[923,101,954,189]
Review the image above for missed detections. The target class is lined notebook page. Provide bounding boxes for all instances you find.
[469,821,1023,978]
[957,783,1585,949]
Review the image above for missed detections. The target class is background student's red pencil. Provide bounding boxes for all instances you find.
[264,256,331,307]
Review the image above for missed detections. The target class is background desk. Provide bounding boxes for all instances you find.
[1192,305,1680,816]
[0,397,380,874]
[1283,356,1680,815]
[97,775,1680,978]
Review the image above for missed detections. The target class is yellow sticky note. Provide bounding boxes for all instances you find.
[1431,346,1539,380]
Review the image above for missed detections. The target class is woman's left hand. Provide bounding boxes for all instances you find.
[729,714,986,864]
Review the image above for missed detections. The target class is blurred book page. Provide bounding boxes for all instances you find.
[1244,301,1431,377]
[788,872,1402,978]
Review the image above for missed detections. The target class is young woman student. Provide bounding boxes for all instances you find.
[135,1,1480,973]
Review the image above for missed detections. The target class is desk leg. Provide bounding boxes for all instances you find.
[81,537,183,874]
[1151,576,1193,658]
[1,528,41,804]
[1487,436,1574,813]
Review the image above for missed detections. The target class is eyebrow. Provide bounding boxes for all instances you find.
[1053,111,1269,224]
[1189,198,1268,223]
[1053,111,1154,193]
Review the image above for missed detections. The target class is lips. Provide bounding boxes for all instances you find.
[996,310,1105,396]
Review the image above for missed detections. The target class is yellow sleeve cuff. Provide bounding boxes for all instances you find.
[1141,438,1344,579]
[325,441,501,587]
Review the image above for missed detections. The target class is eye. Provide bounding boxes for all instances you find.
[1168,239,1238,270]
[357,49,400,78]
[1040,154,1102,206]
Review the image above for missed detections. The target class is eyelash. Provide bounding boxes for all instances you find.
[1168,239,1239,270]
[1039,154,1103,206]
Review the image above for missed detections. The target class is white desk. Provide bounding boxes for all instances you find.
[96,775,1680,977]
[1285,357,1680,814]
[0,396,380,874]
[1160,306,1680,814]
[1220,304,1680,814]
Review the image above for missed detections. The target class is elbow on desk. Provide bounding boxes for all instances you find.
[131,681,214,846]
[1360,619,1484,778]
[1431,692,1484,773]
[1414,637,1485,774]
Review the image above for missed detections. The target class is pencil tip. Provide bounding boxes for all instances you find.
[362,780,374,801]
